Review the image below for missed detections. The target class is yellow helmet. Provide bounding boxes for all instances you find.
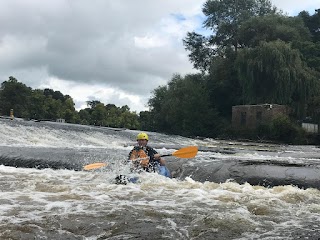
[137,132,149,141]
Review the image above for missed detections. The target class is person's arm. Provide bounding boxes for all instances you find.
[151,149,166,166]
[128,149,134,162]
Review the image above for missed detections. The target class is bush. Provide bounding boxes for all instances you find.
[269,116,307,144]
[229,115,308,144]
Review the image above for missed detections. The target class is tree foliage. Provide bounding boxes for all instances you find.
[236,40,316,106]
[206,56,242,118]
[299,10,320,42]
[147,74,223,137]
[203,0,275,51]
[238,14,311,47]
[0,76,32,118]
[183,0,276,71]
[0,77,140,129]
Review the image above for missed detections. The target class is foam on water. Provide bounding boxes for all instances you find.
[1,120,320,238]
[1,165,319,239]
[0,124,125,149]
[0,119,199,150]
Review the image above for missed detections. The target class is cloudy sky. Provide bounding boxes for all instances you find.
[0,0,319,112]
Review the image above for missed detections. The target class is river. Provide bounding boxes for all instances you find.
[0,118,319,239]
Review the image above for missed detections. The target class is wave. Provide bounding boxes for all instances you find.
[1,118,320,190]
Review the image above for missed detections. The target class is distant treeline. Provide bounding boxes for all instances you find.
[0,76,140,129]
[2,0,320,144]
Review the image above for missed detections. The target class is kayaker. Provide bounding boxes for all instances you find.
[128,132,170,176]
[115,132,170,184]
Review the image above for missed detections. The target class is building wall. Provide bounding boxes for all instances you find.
[232,104,288,129]
[56,118,65,123]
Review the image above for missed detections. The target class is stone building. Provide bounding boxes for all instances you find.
[56,118,65,123]
[232,104,288,129]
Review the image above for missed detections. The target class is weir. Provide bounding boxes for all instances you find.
[1,118,320,190]
[0,144,319,190]
[168,157,320,190]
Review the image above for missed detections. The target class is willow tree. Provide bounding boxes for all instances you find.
[236,40,317,118]
[183,0,276,72]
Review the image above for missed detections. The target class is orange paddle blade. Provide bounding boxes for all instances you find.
[83,162,107,170]
[171,146,198,158]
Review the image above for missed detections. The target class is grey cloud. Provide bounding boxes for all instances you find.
[2,0,317,112]
[0,0,202,98]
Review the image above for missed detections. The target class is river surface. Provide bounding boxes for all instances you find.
[0,118,319,239]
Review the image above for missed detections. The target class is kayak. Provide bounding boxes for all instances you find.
[115,164,171,184]
[158,165,171,178]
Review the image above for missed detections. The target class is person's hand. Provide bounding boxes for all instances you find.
[154,154,161,160]
[140,158,149,167]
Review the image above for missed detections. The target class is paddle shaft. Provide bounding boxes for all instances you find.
[161,154,172,157]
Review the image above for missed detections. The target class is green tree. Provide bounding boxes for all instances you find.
[28,89,48,119]
[292,41,320,72]
[299,10,320,42]
[119,111,140,129]
[148,85,169,131]
[206,56,241,119]
[148,74,223,137]
[91,103,107,126]
[236,40,317,118]
[183,0,276,71]
[139,111,155,131]
[43,88,66,102]
[86,100,102,109]
[62,97,77,123]
[79,109,91,125]
[238,14,311,48]
[0,76,32,118]
[44,96,63,119]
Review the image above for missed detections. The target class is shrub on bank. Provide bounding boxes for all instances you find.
[227,116,309,144]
